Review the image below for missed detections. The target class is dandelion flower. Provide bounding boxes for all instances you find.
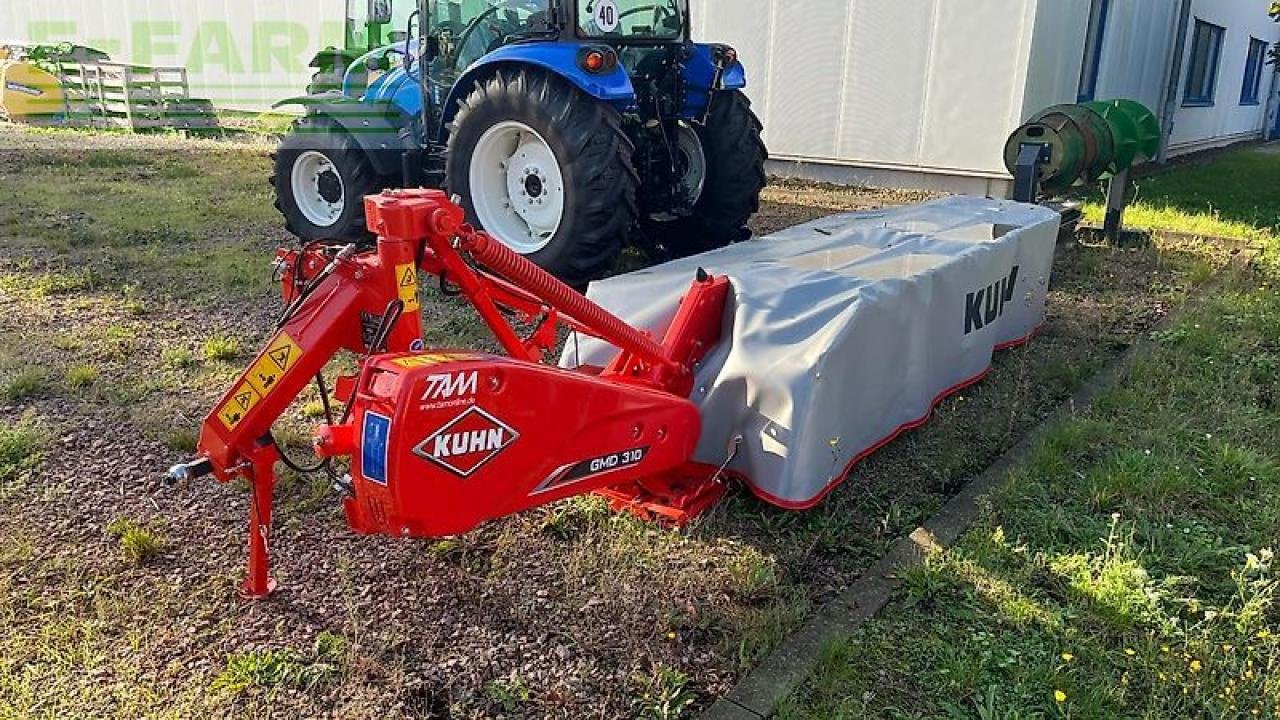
[1125,648,1136,656]
[1061,652,1075,662]
[1054,690,1067,703]
[1190,659,1203,673]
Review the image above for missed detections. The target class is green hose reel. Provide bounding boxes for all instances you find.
[1003,98,1161,194]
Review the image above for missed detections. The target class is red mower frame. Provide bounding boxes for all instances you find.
[171,189,732,598]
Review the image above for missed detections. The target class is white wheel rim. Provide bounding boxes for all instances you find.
[469,121,566,255]
[676,122,707,207]
[291,151,345,228]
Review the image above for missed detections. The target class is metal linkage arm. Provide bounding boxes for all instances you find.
[366,189,679,375]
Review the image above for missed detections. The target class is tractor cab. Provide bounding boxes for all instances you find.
[425,0,561,89]
[279,0,765,287]
[577,0,686,39]
[418,0,690,83]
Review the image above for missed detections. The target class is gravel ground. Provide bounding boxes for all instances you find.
[0,125,1238,719]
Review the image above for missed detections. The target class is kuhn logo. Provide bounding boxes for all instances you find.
[413,406,518,477]
[421,371,478,401]
[964,265,1020,335]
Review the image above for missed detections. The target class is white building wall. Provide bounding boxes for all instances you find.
[692,0,1041,186]
[701,0,1279,188]
[0,0,342,110]
[1020,0,1090,119]
[1091,0,1181,113]
[3,1,1276,186]
[1167,0,1280,153]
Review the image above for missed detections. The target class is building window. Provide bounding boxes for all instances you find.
[1183,19,1225,107]
[1077,0,1111,102]
[1241,37,1268,105]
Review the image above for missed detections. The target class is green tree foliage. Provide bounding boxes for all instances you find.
[1271,2,1279,66]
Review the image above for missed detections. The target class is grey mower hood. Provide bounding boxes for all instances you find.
[564,195,1061,507]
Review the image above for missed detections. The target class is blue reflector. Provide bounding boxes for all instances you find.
[361,412,392,486]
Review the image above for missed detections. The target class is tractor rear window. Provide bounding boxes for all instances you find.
[577,0,683,41]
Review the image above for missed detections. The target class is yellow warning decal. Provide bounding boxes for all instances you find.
[392,353,476,369]
[397,263,421,313]
[217,382,263,431]
[245,332,304,398]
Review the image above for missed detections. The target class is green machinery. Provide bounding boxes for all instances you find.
[1004,99,1161,238]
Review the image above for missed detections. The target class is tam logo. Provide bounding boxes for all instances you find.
[413,406,518,477]
[421,371,478,401]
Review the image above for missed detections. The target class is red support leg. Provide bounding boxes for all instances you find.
[241,450,279,599]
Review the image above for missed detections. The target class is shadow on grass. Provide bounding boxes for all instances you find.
[1081,145,1280,241]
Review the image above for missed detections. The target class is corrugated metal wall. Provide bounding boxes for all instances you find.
[690,0,1041,178]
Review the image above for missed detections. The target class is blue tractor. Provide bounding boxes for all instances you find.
[274,0,767,285]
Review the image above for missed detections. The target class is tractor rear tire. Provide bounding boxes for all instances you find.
[446,67,639,287]
[658,90,767,257]
[272,115,384,243]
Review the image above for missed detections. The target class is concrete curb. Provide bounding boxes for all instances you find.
[700,252,1254,720]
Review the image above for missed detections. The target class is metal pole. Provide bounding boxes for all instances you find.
[1157,0,1193,163]
[1103,168,1130,242]
[1011,143,1049,204]
[1264,68,1280,142]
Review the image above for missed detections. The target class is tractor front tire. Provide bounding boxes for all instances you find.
[659,90,768,257]
[272,115,383,243]
[446,67,639,287]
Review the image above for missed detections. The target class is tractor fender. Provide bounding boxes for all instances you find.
[344,43,414,99]
[680,42,747,119]
[364,65,426,119]
[273,96,408,177]
[436,42,635,143]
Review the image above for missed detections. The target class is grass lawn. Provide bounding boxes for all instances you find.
[1082,145,1280,242]
[0,125,1250,718]
[781,145,1280,718]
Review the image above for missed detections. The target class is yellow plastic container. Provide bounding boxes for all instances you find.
[0,60,66,121]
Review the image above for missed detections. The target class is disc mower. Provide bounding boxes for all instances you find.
[273,0,767,286]
[172,186,1065,599]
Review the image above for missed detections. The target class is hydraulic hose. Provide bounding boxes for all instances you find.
[461,230,670,367]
